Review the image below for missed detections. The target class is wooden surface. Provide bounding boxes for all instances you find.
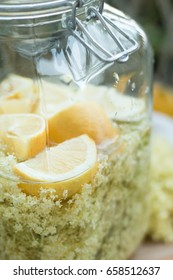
[131,242,173,260]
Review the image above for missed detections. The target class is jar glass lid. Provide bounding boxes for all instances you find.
[0,0,139,66]
[0,0,99,37]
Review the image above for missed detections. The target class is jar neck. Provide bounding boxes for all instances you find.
[0,0,100,38]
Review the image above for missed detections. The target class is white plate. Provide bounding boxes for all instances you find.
[152,112,173,145]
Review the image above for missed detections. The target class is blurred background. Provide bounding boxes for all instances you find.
[106,0,173,87]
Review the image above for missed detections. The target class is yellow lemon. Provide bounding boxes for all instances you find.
[48,102,117,145]
[0,114,46,161]
[13,135,98,199]
[0,74,38,114]
[34,82,117,145]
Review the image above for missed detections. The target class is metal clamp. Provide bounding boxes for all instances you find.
[67,0,139,63]
[70,0,104,29]
[70,0,84,29]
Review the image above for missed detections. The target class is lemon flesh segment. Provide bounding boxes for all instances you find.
[36,81,78,115]
[82,85,146,122]
[0,74,38,114]
[48,102,117,145]
[0,114,46,161]
[13,135,98,199]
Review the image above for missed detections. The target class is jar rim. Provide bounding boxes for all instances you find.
[0,0,97,20]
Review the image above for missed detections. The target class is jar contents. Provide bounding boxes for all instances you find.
[0,74,150,260]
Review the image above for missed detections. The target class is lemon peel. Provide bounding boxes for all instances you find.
[48,102,117,145]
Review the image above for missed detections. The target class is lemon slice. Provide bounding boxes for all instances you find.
[37,81,75,116]
[82,85,146,122]
[0,74,38,114]
[0,114,46,161]
[48,101,117,145]
[13,135,98,199]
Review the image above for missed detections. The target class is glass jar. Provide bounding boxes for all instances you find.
[0,0,153,260]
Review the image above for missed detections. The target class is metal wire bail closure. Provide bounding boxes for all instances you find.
[67,0,139,63]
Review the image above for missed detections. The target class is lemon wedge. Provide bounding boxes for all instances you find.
[0,74,38,114]
[13,135,98,199]
[82,85,146,122]
[37,81,75,116]
[0,114,46,161]
[48,101,117,145]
